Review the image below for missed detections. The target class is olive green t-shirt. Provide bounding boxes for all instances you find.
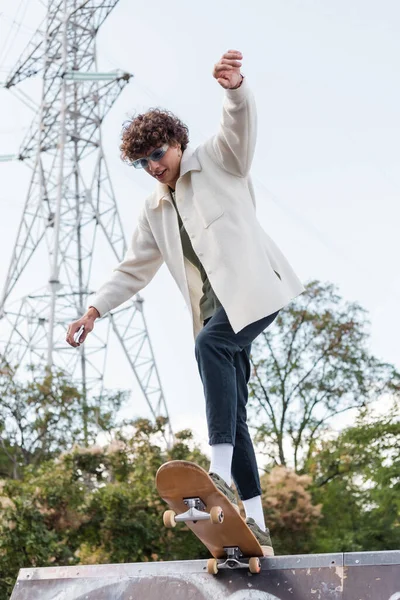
[170,190,221,322]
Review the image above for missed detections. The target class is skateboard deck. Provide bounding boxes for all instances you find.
[156,460,264,569]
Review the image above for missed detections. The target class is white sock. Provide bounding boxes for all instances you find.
[242,495,266,531]
[209,443,234,486]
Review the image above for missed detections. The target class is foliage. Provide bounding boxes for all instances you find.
[1,411,399,598]
[1,280,400,599]
[0,460,82,599]
[0,367,127,479]
[308,407,400,553]
[0,418,209,600]
[260,466,322,555]
[249,280,400,471]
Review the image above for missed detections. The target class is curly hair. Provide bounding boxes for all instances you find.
[120,108,189,165]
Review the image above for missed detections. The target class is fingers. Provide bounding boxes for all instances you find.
[221,58,242,68]
[224,50,243,60]
[213,50,243,83]
[221,50,242,66]
[214,62,240,75]
[66,324,80,348]
[66,320,92,348]
[214,55,242,71]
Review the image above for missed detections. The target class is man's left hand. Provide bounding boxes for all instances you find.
[213,50,243,90]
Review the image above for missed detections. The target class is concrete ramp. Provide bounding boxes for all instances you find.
[10,551,400,600]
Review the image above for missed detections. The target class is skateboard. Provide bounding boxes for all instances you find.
[155,460,265,574]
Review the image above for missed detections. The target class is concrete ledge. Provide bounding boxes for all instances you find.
[10,551,400,600]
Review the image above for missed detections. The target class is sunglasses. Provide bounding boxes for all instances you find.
[132,144,169,169]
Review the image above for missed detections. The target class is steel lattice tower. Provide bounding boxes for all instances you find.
[0,0,173,446]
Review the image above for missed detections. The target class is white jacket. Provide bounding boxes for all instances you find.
[89,78,305,338]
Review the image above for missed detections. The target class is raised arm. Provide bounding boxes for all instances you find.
[66,210,163,347]
[206,50,257,177]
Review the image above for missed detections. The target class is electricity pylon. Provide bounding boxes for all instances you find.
[0,0,173,446]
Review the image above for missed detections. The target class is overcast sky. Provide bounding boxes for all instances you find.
[0,0,399,457]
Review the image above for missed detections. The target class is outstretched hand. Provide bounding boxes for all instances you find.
[65,307,99,348]
[213,50,243,89]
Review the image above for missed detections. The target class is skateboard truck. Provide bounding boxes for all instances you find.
[207,548,261,575]
[174,498,211,523]
[221,546,250,569]
[163,497,224,527]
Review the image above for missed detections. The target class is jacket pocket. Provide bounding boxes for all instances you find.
[193,193,224,228]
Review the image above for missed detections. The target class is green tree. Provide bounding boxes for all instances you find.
[72,418,210,564]
[308,407,400,553]
[0,459,84,599]
[0,367,126,479]
[0,418,209,600]
[249,280,400,471]
[260,466,322,555]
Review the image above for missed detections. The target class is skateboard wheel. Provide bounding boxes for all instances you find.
[163,510,176,528]
[249,557,261,574]
[207,558,218,575]
[209,506,224,524]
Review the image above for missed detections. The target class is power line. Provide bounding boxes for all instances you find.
[0,9,37,35]
[0,0,30,68]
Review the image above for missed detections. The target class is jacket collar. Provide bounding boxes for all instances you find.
[149,146,201,209]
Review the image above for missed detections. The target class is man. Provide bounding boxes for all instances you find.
[66,50,304,555]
